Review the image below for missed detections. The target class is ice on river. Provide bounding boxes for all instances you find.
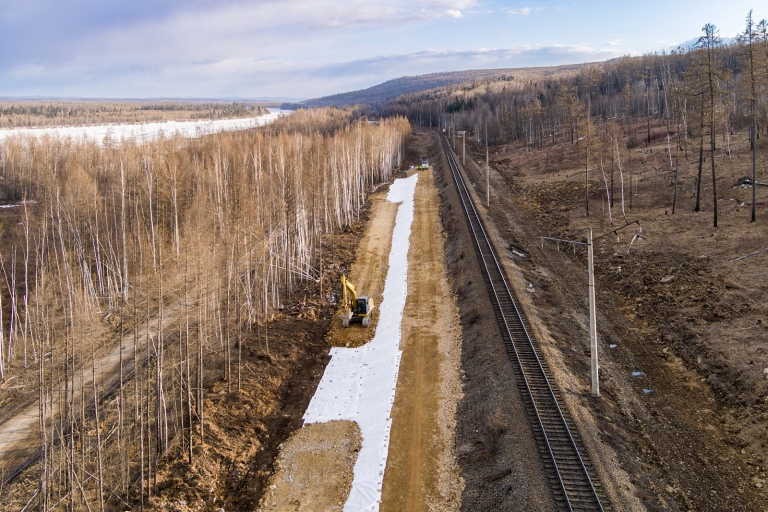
[303,173,418,512]
[0,109,287,146]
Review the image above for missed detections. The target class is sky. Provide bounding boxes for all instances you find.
[0,0,763,100]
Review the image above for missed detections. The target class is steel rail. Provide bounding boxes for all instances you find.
[440,134,609,511]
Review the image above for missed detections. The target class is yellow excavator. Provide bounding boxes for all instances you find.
[340,275,374,327]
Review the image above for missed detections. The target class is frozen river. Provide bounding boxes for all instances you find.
[0,108,288,146]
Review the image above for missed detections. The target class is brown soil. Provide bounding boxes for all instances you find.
[380,130,464,512]
[433,135,561,511]
[261,130,466,512]
[6,123,767,512]
[451,126,768,511]
[137,210,372,512]
[325,194,398,349]
[138,127,768,512]
[253,185,395,510]
[258,420,361,512]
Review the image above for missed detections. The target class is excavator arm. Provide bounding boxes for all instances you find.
[341,274,357,310]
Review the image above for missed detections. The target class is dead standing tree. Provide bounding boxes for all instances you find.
[694,23,727,227]
[0,110,410,509]
[738,11,768,223]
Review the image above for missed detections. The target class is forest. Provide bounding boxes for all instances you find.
[0,107,409,509]
[2,8,768,511]
[0,101,268,129]
[381,13,768,511]
[385,14,768,226]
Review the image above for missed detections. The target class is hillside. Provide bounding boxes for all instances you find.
[463,109,768,508]
[283,64,587,110]
[2,22,767,509]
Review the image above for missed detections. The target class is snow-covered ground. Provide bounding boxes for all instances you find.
[0,109,287,146]
[303,174,417,512]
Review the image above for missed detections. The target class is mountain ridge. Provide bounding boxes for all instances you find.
[283,64,589,110]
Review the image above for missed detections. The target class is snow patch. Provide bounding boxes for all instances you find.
[303,173,418,512]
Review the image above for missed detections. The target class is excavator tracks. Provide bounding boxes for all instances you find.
[440,135,611,511]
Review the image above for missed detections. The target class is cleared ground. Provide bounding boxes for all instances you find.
[6,124,766,511]
[453,123,768,511]
[380,137,463,511]
[260,134,465,511]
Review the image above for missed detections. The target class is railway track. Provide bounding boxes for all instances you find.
[440,135,611,511]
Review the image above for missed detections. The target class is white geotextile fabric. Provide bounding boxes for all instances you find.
[303,173,418,511]
[0,109,285,146]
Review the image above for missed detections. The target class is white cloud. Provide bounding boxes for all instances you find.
[418,0,476,9]
[292,43,625,95]
[0,39,628,99]
[2,0,492,96]
[507,7,532,16]
[0,0,636,99]
[40,0,478,71]
[507,6,548,17]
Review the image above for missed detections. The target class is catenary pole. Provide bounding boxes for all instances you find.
[541,220,639,398]
[587,226,599,396]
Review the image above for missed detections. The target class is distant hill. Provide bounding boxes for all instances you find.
[282,65,587,110]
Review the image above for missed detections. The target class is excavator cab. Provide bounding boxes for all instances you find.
[356,298,371,315]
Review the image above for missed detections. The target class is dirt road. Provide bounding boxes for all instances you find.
[381,137,463,511]
[260,132,464,511]
[258,184,398,510]
[0,309,177,485]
